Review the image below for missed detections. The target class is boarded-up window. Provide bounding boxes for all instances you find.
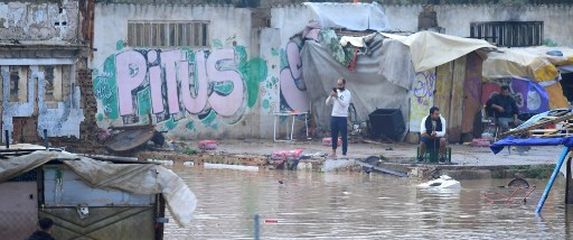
[127,21,209,48]
[8,66,28,103]
[43,66,62,102]
[470,21,543,47]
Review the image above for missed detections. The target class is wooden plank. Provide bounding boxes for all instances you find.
[449,56,466,142]
[461,52,483,137]
[435,62,453,135]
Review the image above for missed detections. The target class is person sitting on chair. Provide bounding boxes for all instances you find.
[486,85,520,131]
[418,106,447,162]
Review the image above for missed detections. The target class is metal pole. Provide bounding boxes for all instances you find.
[43,129,48,149]
[4,130,9,149]
[536,146,570,214]
[253,214,260,240]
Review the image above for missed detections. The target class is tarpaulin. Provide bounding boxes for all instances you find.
[381,31,495,72]
[483,46,573,82]
[301,34,413,134]
[491,136,573,154]
[304,2,390,31]
[0,150,197,227]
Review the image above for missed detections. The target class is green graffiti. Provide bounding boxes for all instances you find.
[186,120,195,131]
[96,113,104,122]
[212,39,224,49]
[165,117,177,130]
[543,39,559,47]
[271,48,279,57]
[201,111,218,129]
[235,46,268,108]
[213,82,234,96]
[262,99,270,109]
[279,49,288,69]
[137,87,151,116]
[93,55,119,119]
[116,40,125,51]
[182,48,196,65]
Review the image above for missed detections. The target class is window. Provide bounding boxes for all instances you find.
[127,21,209,48]
[470,21,543,47]
[8,66,28,103]
[42,65,67,105]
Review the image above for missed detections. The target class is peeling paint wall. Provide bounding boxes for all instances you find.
[1,63,84,141]
[0,0,79,42]
[0,0,87,143]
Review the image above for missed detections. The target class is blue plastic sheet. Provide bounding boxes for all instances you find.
[490,136,573,154]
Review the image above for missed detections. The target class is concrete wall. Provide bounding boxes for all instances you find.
[385,4,573,46]
[92,3,278,139]
[0,0,79,42]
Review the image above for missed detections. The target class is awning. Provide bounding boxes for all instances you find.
[381,31,495,72]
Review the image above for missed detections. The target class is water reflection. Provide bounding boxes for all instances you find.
[165,168,567,239]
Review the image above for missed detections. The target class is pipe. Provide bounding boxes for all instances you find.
[253,214,260,240]
[4,130,8,149]
[43,129,48,149]
[535,146,570,214]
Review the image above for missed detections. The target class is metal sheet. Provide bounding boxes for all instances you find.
[0,182,37,240]
[105,127,155,152]
[43,165,154,207]
[40,206,157,240]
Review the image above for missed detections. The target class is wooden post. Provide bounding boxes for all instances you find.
[567,156,573,204]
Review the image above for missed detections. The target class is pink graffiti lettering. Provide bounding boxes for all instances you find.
[116,51,147,116]
[280,41,309,112]
[114,49,246,118]
[206,49,244,117]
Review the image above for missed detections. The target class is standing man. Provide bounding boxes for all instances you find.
[418,106,447,162]
[325,78,352,158]
[27,218,56,240]
[486,85,520,130]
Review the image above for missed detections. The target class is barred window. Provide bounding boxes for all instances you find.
[470,21,543,47]
[127,21,209,48]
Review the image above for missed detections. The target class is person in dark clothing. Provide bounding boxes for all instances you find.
[486,85,520,130]
[27,217,55,240]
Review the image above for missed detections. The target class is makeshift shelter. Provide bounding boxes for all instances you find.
[483,47,573,109]
[299,30,494,142]
[0,145,196,240]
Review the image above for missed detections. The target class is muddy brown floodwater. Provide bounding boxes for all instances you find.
[165,168,572,240]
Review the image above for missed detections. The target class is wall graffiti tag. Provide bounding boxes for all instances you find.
[279,39,309,112]
[410,70,436,132]
[94,42,267,130]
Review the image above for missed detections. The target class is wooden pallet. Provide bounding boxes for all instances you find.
[498,112,573,138]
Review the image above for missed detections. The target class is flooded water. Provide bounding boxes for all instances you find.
[165,168,572,239]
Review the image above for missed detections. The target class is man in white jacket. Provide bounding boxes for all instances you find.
[325,78,352,158]
[418,106,447,162]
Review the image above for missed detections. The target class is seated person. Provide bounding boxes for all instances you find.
[486,85,520,131]
[418,106,447,162]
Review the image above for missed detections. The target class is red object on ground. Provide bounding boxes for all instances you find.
[271,148,304,160]
[471,138,491,147]
[198,140,218,150]
[264,219,279,224]
[322,137,342,147]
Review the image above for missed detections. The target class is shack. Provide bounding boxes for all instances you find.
[0,144,196,240]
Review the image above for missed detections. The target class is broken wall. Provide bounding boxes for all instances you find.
[0,0,79,42]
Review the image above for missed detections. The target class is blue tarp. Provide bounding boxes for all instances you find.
[490,136,573,154]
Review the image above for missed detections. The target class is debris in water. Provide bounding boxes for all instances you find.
[417,175,461,189]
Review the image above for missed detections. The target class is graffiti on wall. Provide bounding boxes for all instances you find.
[481,78,549,114]
[279,39,309,112]
[94,41,267,131]
[410,70,436,132]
